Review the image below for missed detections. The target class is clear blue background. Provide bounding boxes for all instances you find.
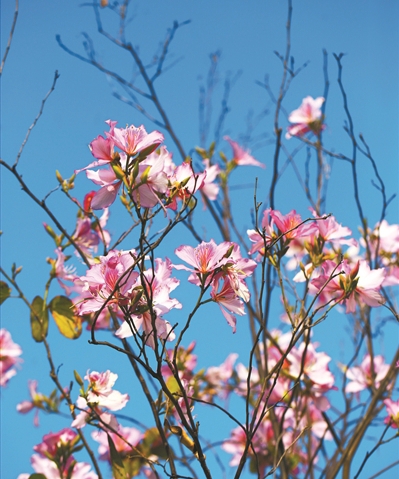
[1,1,398,478]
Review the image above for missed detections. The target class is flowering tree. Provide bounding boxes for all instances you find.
[1,1,398,478]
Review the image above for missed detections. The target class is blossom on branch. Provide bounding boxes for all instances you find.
[286,96,325,139]
[345,354,390,394]
[383,398,399,429]
[0,328,22,387]
[310,259,385,313]
[224,136,265,168]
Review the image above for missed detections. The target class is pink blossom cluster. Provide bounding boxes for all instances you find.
[0,328,22,387]
[74,251,180,348]
[18,428,97,479]
[75,121,209,211]
[174,240,256,332]
[248,209,389,314]
[221,330,337,474]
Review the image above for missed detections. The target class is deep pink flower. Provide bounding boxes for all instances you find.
[345,354,389,393]
[286,96,325,139]
[0,328,22,387]
[383,398,399,429]
[270,209,317,241]
[224,136,265,168]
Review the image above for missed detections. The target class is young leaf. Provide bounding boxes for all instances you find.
[30,296,49,342]
[49,296,82,339]
[0,280,11,304]
[107,433,127,479]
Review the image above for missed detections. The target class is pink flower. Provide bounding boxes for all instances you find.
[115,258,179,348]
[224,136,265,168]
[16,380,46,426]
[131,150,169,208]
[92,425,143,462]
[199,159,220,203]
[345,354,389,393]
[288,343,335,406]
[247,208,275,259]
[84,370,129,410]
[310,259,385,313]
[166,162,206,210]
[18,455,97,479]
[210,275,246,332]
[270,209,317,241]
[174,239,232,285]
[106,123,164,157]
[286,96,325,139]
[0,328,22,387]
[383,398,399,429]
[75,249,138,315]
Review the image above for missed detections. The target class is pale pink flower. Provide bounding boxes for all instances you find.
[131,150,169,208]
[18,455,97,479]
[205,353,238,399]
[310,259,385,313]
[106,123,164,157]
[166,162,206,210]
[286,96,325,139]
[115,258,179,348]
[224,136,265,168]
[84,370,129,410]
[247,208,275,259]
[85,164,123,210]
[199,159,220,203]
[75,249,138,315]
[161,342,198,381]
[312,210,357,248]
[288,343,335,404]
[92,425,143,462]
[383,398,399,429]
[210,275,246,332]
[345,354,390,393]
[0,328,22,387]
[16,380,46,426]
[71,396,118,430]
[174,239,232,285]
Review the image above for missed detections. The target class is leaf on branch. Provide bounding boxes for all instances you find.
[30,296,49,342]
[141,427,168,459]
[49,296,82,339]
[107,433,128,479]
[0,280,11,304]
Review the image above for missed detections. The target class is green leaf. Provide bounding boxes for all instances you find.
[141,427,168,459]
[49,296,82,339]
[30,296,49,342]
[0,280,11,304]
[107,433,127,479]
[28,473,48,479]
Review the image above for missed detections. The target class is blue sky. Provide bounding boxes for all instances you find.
[1,1,398,478]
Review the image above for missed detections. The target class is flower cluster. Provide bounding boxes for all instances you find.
[174,240,256,332]
[18,429,97,479]
[75,251,179,348]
